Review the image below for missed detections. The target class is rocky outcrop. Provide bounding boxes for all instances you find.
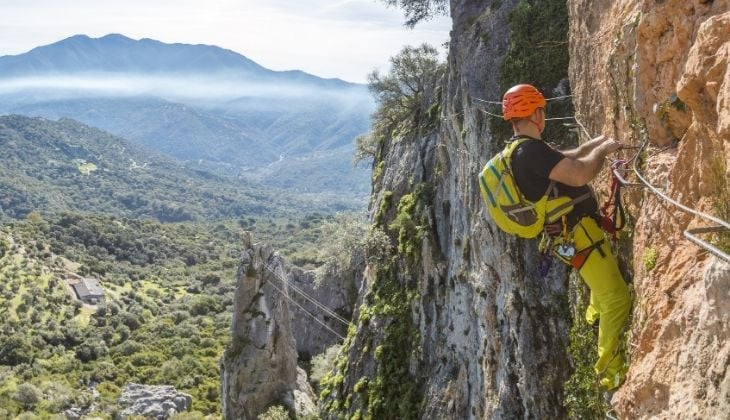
[221,233,315,419]
[568,1,730,418]
[116,383,192,419]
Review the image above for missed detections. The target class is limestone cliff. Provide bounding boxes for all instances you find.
[568,1,730,417]
[320,0,729,419]
[221,233,315,419]
[221,1,727,418]
[321,1,574,418]
[289,266,360,359]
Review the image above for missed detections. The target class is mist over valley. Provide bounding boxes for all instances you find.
[0,34,375,199]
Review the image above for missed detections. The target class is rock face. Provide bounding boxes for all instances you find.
[319,0,728,419]
[322,1,574,419]
[568,1,730,418]
[221,233,315,419]
[117,383,192,419]
[288,266,360,359]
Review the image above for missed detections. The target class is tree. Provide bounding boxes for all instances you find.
[14,383,42,410]
[315,213,392,283]
[0,333,33,364]
[26,210,43,224]
[355,44,444,165]
[381,0,448,27]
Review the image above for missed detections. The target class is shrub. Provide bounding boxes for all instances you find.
[380,0,448,27]
[14,383,42,410]
[310,344,342,389]
[257,405,291,420]
[642,247,658,272]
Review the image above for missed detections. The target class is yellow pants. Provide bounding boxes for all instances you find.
[556,216,631,390]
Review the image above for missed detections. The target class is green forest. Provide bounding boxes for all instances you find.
[0,211,338,418]
[0,113,361,418]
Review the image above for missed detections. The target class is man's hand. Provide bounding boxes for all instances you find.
[603,137,622,153]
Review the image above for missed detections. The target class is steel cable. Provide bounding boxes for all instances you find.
[264,271,347,340]
[264,264,351,327]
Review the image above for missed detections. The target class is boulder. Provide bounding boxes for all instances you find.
[116,383,192,420]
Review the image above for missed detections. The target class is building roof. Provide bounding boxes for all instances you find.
[73,277,104,298]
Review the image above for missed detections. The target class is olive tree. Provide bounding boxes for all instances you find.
[355,44,444,165]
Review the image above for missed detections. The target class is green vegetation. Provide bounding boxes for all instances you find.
[319,182,431,419]
[709,156,730,253]
[355,44,444,167]
[359,264,421,419]
[389,189,428,261]
[491,0,575,148]
[310,344,342,392]
[0,115,361,223]
[75,161,98,175]
[380,0,448,28]
[0,211,340,417]
[642,247,658,272]
[257,405,291,420]
[321,261,421,420]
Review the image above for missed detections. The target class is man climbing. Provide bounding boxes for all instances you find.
[490,84,631,394]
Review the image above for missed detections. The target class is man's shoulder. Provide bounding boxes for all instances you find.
[511,138,553,163]
[510,137,565,179]
[513,137,552,153]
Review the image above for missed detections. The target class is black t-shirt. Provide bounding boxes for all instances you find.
[510,136,598,221]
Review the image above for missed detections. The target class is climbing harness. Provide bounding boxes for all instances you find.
[600,160,628,241]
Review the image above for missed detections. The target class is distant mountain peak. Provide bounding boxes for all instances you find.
[0,33,255,74]
[0,33,355,86]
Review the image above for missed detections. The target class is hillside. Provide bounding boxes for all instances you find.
[0,210,335,417]
[5,96,373,195]
[0,115,361,222]
[0,34,374,195]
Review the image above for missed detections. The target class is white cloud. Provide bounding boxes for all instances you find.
[0,0,451,82]
[0,74,374,105]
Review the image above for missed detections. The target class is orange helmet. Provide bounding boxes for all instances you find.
[502,84,546,120]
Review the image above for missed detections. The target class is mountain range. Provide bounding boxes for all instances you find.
[0,34,374,195]
[0,33,348,86]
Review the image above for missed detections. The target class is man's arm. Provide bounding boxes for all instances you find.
[561,135,608,159]
[549,137,621,187]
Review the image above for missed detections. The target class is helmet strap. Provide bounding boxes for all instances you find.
[529,109,545,133]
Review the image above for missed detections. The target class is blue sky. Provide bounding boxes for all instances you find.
[0,0,451,82]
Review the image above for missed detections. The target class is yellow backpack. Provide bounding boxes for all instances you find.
[478,137,586,238]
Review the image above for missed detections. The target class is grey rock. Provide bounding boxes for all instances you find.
[116,383,192,419]
[321,1,572,419]
[288,266,360,358]
[63,408,83,420]
[221,237,304,420]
